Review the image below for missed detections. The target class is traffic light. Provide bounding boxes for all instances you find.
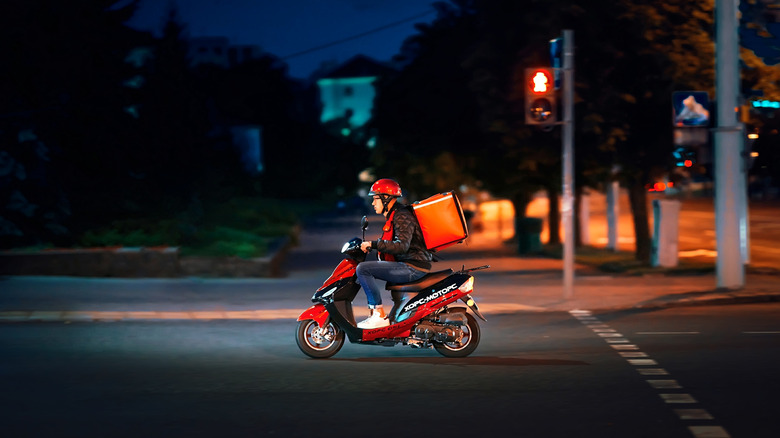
[525,68,558,125]
[673,146,696,167]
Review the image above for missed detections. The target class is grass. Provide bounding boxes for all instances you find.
[76,197,326,258]
[541,244,717,276]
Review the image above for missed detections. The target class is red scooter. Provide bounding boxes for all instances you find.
[295,216,488,359]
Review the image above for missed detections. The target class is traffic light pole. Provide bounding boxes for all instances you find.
[714,0,745,289]
[561,30,575,300]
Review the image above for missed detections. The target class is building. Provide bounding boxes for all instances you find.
[316,55,395,131]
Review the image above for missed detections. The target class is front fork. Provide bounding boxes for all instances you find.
[462,294,487,321]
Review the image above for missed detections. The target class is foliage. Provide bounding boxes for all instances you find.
[78,197,300,258]
[0,0,364,252]
[371,0,729,263]
[0,0,143,249]
[369,1,483,200]
[740,0,780,66]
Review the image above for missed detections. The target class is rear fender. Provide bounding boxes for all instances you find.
[297,304,329,326]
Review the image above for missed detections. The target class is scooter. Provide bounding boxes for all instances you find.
[295,216,489,359]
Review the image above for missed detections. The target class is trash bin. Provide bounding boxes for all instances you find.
[651,199,680,267]
[516,217,543,254]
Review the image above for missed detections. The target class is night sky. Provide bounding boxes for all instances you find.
[126,0,437,79]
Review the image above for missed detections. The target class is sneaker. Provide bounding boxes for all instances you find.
[357,313,390,329]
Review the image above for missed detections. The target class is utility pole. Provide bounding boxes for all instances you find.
[562,30,575,299]
[714,0,745,289]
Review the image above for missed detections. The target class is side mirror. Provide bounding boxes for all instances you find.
[361,215,368,240]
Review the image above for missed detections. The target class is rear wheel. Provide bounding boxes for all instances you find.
[296,319,345,359]
[433,312,480,358]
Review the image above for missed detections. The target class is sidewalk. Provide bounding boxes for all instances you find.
[1,214,778,322]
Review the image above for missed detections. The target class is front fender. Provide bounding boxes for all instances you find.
[297,303,329,326]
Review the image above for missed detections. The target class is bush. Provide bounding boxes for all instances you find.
[75,197,308,258]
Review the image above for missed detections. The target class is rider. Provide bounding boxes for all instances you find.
[356,178,434,329]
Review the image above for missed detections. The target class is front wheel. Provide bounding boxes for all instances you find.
[296,319,345,359]
[433,312,480,358]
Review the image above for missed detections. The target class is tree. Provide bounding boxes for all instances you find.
[370,1,483,200]
[740,0,780,67]
[0,0,145,246]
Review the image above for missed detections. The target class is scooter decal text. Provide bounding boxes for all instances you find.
[403,283,459,312]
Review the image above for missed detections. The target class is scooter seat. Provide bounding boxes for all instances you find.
[386,269,454,292]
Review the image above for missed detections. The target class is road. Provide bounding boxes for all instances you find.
[1,303,778,438]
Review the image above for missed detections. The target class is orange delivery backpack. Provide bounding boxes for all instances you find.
[410,191,469,251]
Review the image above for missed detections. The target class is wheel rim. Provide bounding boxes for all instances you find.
[442,324,471,351]
[303,320,338,351]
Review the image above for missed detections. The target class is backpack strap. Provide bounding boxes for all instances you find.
[378,210,396,261]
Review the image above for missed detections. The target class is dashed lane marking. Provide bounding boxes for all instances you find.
[647,380,682,389]
[675,409,713,420]
[688,426,730,438]
[619,351,649,358]
[660,393,698,404]
[570,310,731,438]
[638,368,670,376]
[635,331,701,335]
[610,344,639,350]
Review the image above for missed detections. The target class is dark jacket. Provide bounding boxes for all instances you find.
[371,204,433,271]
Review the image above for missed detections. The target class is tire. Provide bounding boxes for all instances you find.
[296,319,345,359]
[433,312,480,358]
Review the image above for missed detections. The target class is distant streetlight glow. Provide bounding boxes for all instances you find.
[752,100,780,109]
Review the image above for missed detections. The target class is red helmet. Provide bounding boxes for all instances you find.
[368,178,402,197]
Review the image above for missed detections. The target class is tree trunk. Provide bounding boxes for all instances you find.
[627,181,651,263]
[545,185,561,245]
[510,191,533,233]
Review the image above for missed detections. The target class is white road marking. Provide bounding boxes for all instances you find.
[647,380,682,389]
[638,368,669,376]
[611,344,639,350]
[675,409,713,420]
[688,426,731,438]
[660,393,698,404]
[570,309,731,437]
[627,358,658,366]
[619,352,649,358]
[635,331,700,335]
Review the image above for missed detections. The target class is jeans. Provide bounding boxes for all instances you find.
[356,261,426,307]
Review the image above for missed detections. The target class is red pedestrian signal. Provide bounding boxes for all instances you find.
[525,68,558,125]
[531,70,551,93]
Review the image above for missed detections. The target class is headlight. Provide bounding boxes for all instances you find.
[341,242,351,253]
[458,277,474,293]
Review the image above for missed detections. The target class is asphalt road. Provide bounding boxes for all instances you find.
[581,193,780,271]
[2,302,778,438]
